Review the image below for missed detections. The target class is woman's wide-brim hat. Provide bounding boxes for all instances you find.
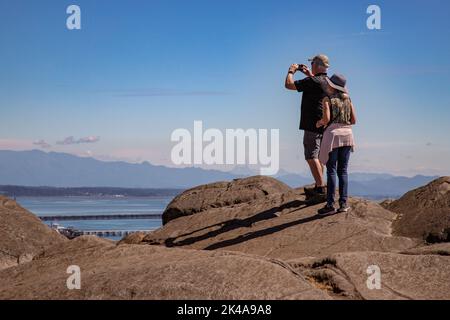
[326,74,348,93]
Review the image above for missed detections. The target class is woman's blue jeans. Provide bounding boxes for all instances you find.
[326,146,352,206]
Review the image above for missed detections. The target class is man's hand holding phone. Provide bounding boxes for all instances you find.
[299,64,314,77]
[288,64,299,74]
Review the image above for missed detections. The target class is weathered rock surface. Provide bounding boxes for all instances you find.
[0,236,329,300]
[162,176,291,224]
[123,178,420,260]
[2,176,450,300]
[0,196,66,270]
[288,251,450,300]
[390,176,450,241]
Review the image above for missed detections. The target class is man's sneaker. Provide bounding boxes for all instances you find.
[317,204,336,216]
[304,186,326,197]
[304,186,316,197]
[338,202,351,213]
[305,187,327,205]
[316,186,326,195]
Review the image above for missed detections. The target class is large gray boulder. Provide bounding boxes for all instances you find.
[162,176,291,224]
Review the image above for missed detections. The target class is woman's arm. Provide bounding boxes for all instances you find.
[350,101,357,125]
[316,97,331,128]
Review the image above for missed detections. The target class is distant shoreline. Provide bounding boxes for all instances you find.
[1,185,400,201]
[0,185,184,197]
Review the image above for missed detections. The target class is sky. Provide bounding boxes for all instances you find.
[0,0,449,177]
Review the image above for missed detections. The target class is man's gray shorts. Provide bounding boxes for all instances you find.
[303,130,322,160]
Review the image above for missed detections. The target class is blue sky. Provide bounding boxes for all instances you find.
[1,0,449,176]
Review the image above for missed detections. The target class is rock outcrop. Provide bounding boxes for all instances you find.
[389,176,450,241]
[123,179,419,260]
[1,176,450,300]
[0,196,66,270]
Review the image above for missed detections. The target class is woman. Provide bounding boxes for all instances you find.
[316,74,356,215]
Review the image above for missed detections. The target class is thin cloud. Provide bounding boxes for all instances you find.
[78,136,100,144]
[33,140,51,149]
[56,136,100,145]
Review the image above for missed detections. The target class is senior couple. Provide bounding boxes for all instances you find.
[285,54,357,216]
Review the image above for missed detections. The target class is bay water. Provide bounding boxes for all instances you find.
[16,196,172,241]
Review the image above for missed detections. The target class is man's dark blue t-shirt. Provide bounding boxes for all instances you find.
[294,73,328,134]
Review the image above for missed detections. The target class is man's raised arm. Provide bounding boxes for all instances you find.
[285,64,314,90]
[285,64,299,90]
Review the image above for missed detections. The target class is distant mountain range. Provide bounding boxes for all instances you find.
[0,150,235,189]
[0,150,439,199]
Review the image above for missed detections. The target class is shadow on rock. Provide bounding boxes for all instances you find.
[204,213,323,250]
[164,199,319,248]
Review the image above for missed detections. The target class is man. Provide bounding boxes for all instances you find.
[285,54,330,197]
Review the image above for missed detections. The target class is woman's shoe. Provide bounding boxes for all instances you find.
[338,202,350,213]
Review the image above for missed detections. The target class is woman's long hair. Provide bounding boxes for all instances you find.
[330,90,352,124]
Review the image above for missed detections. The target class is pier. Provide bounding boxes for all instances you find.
[43,213,161,239]
[39,213,162,221]
[50,224,156,239]
[76,229,154,237]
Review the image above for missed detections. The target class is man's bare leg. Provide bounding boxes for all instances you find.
[307,159,325,187]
